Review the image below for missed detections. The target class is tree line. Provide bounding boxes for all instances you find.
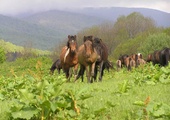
[52,12,170,61]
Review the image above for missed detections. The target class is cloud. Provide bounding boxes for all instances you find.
[0,0,169,15]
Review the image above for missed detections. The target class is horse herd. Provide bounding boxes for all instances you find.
[50,35,170,83]
[50,35,112,83]
[117,47,170,71]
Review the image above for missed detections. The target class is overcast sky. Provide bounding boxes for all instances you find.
[0,0,169,16]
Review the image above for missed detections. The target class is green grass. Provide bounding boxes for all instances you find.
[0,57,170,119]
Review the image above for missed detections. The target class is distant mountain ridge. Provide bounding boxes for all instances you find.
[67,7,170,27]
[0,7,170,50]
[0,10,105,50]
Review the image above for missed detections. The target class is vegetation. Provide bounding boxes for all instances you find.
[0,57,170,119]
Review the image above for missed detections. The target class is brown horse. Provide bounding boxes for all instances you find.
[76,36,98,83]
[136,58,146,66]
[60,35,78,81]
[116,60,121,71]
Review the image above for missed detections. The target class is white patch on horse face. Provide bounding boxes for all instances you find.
[71,40,74,43]
[138,53,141,56]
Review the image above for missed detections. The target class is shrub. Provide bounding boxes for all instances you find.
[139,33,170,56]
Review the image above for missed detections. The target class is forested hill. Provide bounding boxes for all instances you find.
[0,7,170,50]
[0,10,105,50]
[68,7,170,27]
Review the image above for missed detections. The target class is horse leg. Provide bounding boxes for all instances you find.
[85,66,90,83]
[73,64,78,81]
[94,65,98,82]
[99,61,104,81]
[81,66,85,82]
[65,68,70,82]
[90,62,96,83]
[75,64,85,82]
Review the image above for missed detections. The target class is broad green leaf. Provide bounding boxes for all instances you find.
[11,108,39,119]
[19,89,35,105]
[133,101,145,106]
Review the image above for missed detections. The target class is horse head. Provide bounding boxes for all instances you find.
[83,36,95,58]
[67,35,77,53]
[146,54,153,62]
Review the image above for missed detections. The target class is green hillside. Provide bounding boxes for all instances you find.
[0,10,105,50]
[0,39,50,55]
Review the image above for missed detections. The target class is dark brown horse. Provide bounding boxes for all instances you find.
[118,54,129,68]
[50,59,62,74]
[60,35,78,81]
[148,48,170,66]
[76,36,98,83]
[159,47,170,66]
[93,37,109,81]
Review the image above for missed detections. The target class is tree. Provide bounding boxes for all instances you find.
[139,33,170,57]
[114,12,156,39]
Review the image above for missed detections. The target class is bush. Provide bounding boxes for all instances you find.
[139,33,170,56]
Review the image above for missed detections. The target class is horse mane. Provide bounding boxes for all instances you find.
[93,37,108,61]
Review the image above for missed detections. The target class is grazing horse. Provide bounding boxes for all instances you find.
[50,59,62,74]
[93,37,109,81]
[116,60,121,71]
[124,57,134,71]
[159,47,170,66]
[118,54,129,68]
[146,54,153,63]
[146,48,170,66]
[60,35,78,81]
[76,36,98,83]
[153,50,161,65]
[136,58,146,66]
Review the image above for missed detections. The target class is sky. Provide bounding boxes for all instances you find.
[0,0,170,16]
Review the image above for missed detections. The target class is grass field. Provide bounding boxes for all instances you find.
[0,57,170,120]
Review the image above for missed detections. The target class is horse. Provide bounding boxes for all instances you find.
[50,59,62,74]
[116,60,121,71]
[153,50,161,65]
[136,58,146,66]
[118,54,129,68]
[146,48,170,66]
[60,35,79,81]
[159,47,170,66]
[146,54,153,63]
[93,37,109,81]
[75,36,98,83]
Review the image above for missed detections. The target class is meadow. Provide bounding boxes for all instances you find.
[0,57,170,120]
